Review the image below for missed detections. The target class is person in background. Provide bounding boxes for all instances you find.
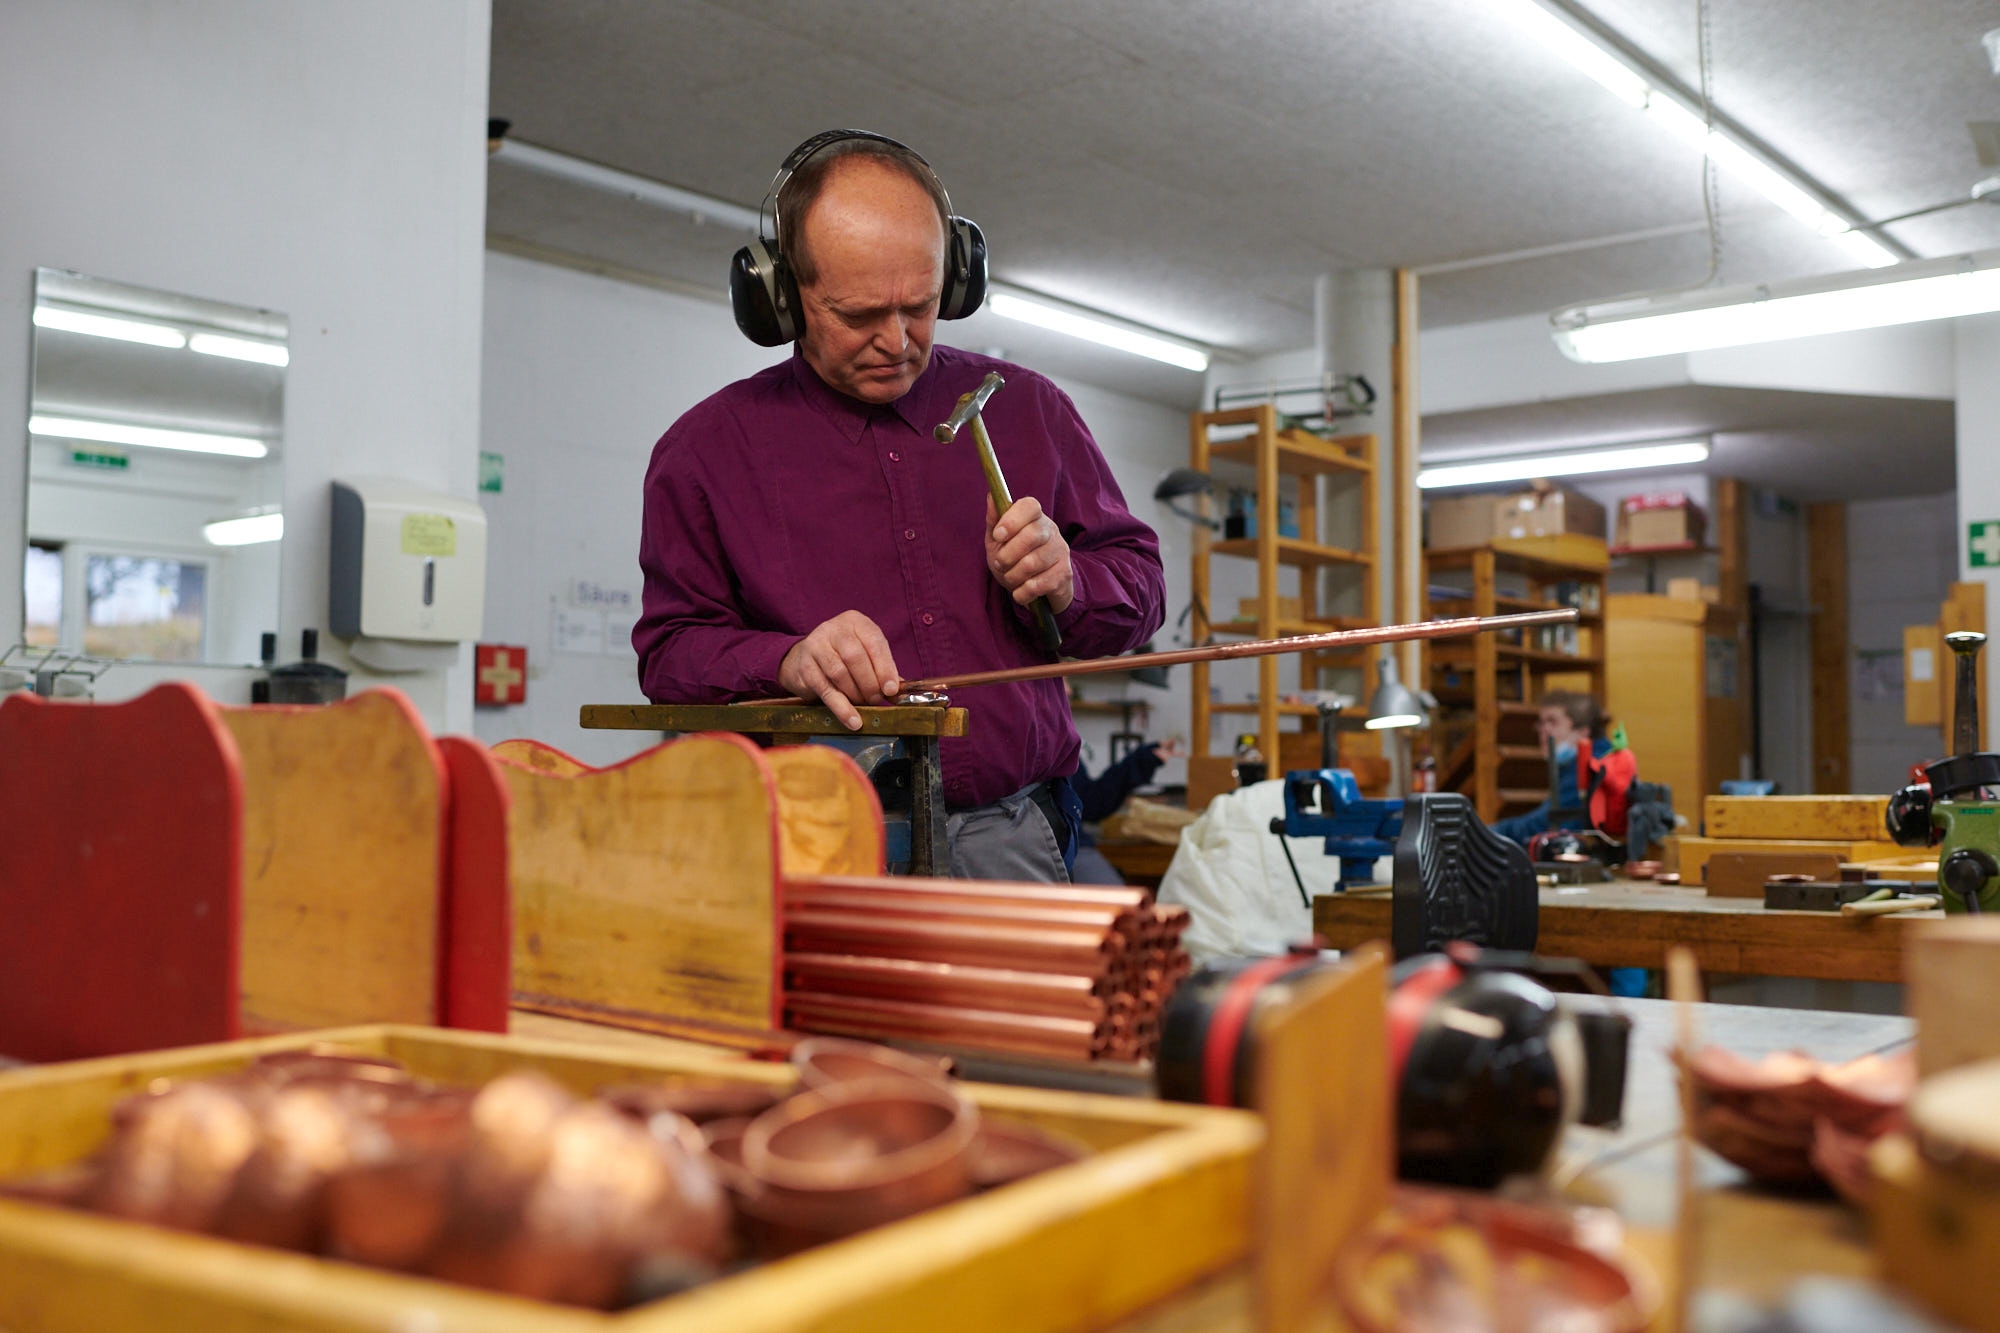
[1492,688,1648,999]
[1492,690,1609,846]
[1070,736,1187,885]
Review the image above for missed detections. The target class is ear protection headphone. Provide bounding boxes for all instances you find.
[729,129,988,347]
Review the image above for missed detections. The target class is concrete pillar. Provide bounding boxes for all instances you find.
[1320,268,1403,785]
[1956,313,2000,725]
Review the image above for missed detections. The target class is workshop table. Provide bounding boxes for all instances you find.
[1311,881,1938,982]
[1095,838,1177,891]
[518,997,1915,1329]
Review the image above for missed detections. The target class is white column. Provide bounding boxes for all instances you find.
[1956,313,2000,741]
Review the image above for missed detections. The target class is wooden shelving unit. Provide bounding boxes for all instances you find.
[1189,404,1379,777]
[1423,536,1608,823]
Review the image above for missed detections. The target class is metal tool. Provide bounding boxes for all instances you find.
[934,372,1062,654]
[1888,630,2000,913]
[888,606,1576,695]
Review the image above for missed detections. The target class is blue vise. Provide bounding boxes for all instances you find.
[1269,768,1405,894]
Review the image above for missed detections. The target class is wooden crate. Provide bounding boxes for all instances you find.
[0,685,510,1063]
[1701,795,1890,842]
[1871,1133,2000,1332]
[0,1025,1263,1333]
[1670,835,1906,887]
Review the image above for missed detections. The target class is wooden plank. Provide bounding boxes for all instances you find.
[503,732,783,1036]
[1872,1135,2000,1333]
[436,737,514,1033]
[763,743,885,878]
[1607,597,1707,827]
[223,691,444,1033]
[1807,502,1850,793]
[1716,477,1747,612]
[1394,269,1422,702]
[1312,887,1924,982]
[1190,409,1213,769]
[1704,851,1843,899]
[490,737,591,775]
[0,1024,1263,1333]
[0,684,242,1062]
[1674,834,1906,886]
[1250,949,1390,1332]
[1907,917,2000,1077]
[1702,795,1891,842]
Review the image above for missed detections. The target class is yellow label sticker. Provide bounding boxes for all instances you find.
[400,513,457,557]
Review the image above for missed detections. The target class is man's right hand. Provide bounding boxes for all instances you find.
[778,610,902,731]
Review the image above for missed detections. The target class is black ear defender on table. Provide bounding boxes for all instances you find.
[730,129,989,347]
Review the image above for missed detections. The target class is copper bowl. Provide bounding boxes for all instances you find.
[1625,861,1662,881]
[969,1120,1089,1189]
[789,1037,954,1094]
[740,1080,978,1240]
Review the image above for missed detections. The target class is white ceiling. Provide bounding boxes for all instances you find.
[485,0,1998,494]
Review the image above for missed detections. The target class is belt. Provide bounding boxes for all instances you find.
[949,780,1070,849]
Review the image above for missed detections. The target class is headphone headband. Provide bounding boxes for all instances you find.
[729,128,987,347]
[760,128,956,254]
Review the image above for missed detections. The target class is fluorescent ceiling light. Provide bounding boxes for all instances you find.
[1418,439,1710,489]
[989,291,1210,371]
[203,508,284,546]
[1555,248,2000,362]
[32,305,186,349]
[189,332,289,366]
[1505,0,1902,267]
[30,414,269,459]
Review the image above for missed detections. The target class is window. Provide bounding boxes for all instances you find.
[82,554,206,661]
[23,543,62,647]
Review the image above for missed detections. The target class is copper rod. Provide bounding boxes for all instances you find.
[784,910,1119,963]
[783,1011,1102,1061]
[782,890,1136,934]
[788,974,1110,1023]
[784,991,1106,1045]
[783,952,1111,998]
[797,875,1149,912]
[787,939,1121,980]
[889,608,1576,694]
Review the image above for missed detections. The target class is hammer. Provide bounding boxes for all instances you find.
[936,371,1062,653]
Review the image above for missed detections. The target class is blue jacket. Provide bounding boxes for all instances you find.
[1492,737,1612,846]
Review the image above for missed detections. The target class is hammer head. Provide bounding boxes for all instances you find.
[934,371,1005,443]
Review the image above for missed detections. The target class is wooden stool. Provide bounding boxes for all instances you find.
[581,701,967,876]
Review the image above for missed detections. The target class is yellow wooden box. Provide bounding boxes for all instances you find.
[0,1025,1264,1333]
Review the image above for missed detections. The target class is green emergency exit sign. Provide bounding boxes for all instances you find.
[69,448,128,471]
[1972,520,2000,569]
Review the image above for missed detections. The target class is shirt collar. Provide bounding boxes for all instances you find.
[787,345,982,443]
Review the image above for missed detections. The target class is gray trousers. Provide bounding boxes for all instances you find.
[946,786,1069,884]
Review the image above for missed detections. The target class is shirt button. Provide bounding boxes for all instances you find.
[921,612,935,626]
[888,451,901,462]
[904,528,916,541]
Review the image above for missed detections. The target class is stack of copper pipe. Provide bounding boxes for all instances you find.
[780,875,1191,1064]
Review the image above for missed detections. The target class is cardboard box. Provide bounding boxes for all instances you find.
[1493,486,1607,540]
[1426,494,1497,549]
[1617,492,1707,549]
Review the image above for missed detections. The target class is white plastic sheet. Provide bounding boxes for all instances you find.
[1156,780,1356,963]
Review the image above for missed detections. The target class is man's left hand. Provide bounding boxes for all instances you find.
[986,495,1074,615]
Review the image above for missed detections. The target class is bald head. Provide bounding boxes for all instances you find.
[793,157,950,404]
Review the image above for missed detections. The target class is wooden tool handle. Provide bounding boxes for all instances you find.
[971,415,1062,655]
[1841,894,1941,917]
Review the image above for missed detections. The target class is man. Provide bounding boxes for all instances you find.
[1492,690,1612,846]
[633,134,1164,883]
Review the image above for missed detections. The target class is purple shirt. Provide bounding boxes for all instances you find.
[634,344,1165,808]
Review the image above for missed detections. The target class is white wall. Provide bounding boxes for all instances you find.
[1957,314,2000,720]
[0,1,491,725]
[476,251,1193,781]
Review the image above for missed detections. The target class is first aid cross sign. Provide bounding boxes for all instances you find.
[1972,520,2000,569]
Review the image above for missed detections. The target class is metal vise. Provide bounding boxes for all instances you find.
[1888,630,2000,912]
[1269,768,1404,894]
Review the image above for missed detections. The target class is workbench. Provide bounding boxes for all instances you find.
[517,997,1914,1329]
[1095,838,1177,890]
[1312,881,1937,983]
